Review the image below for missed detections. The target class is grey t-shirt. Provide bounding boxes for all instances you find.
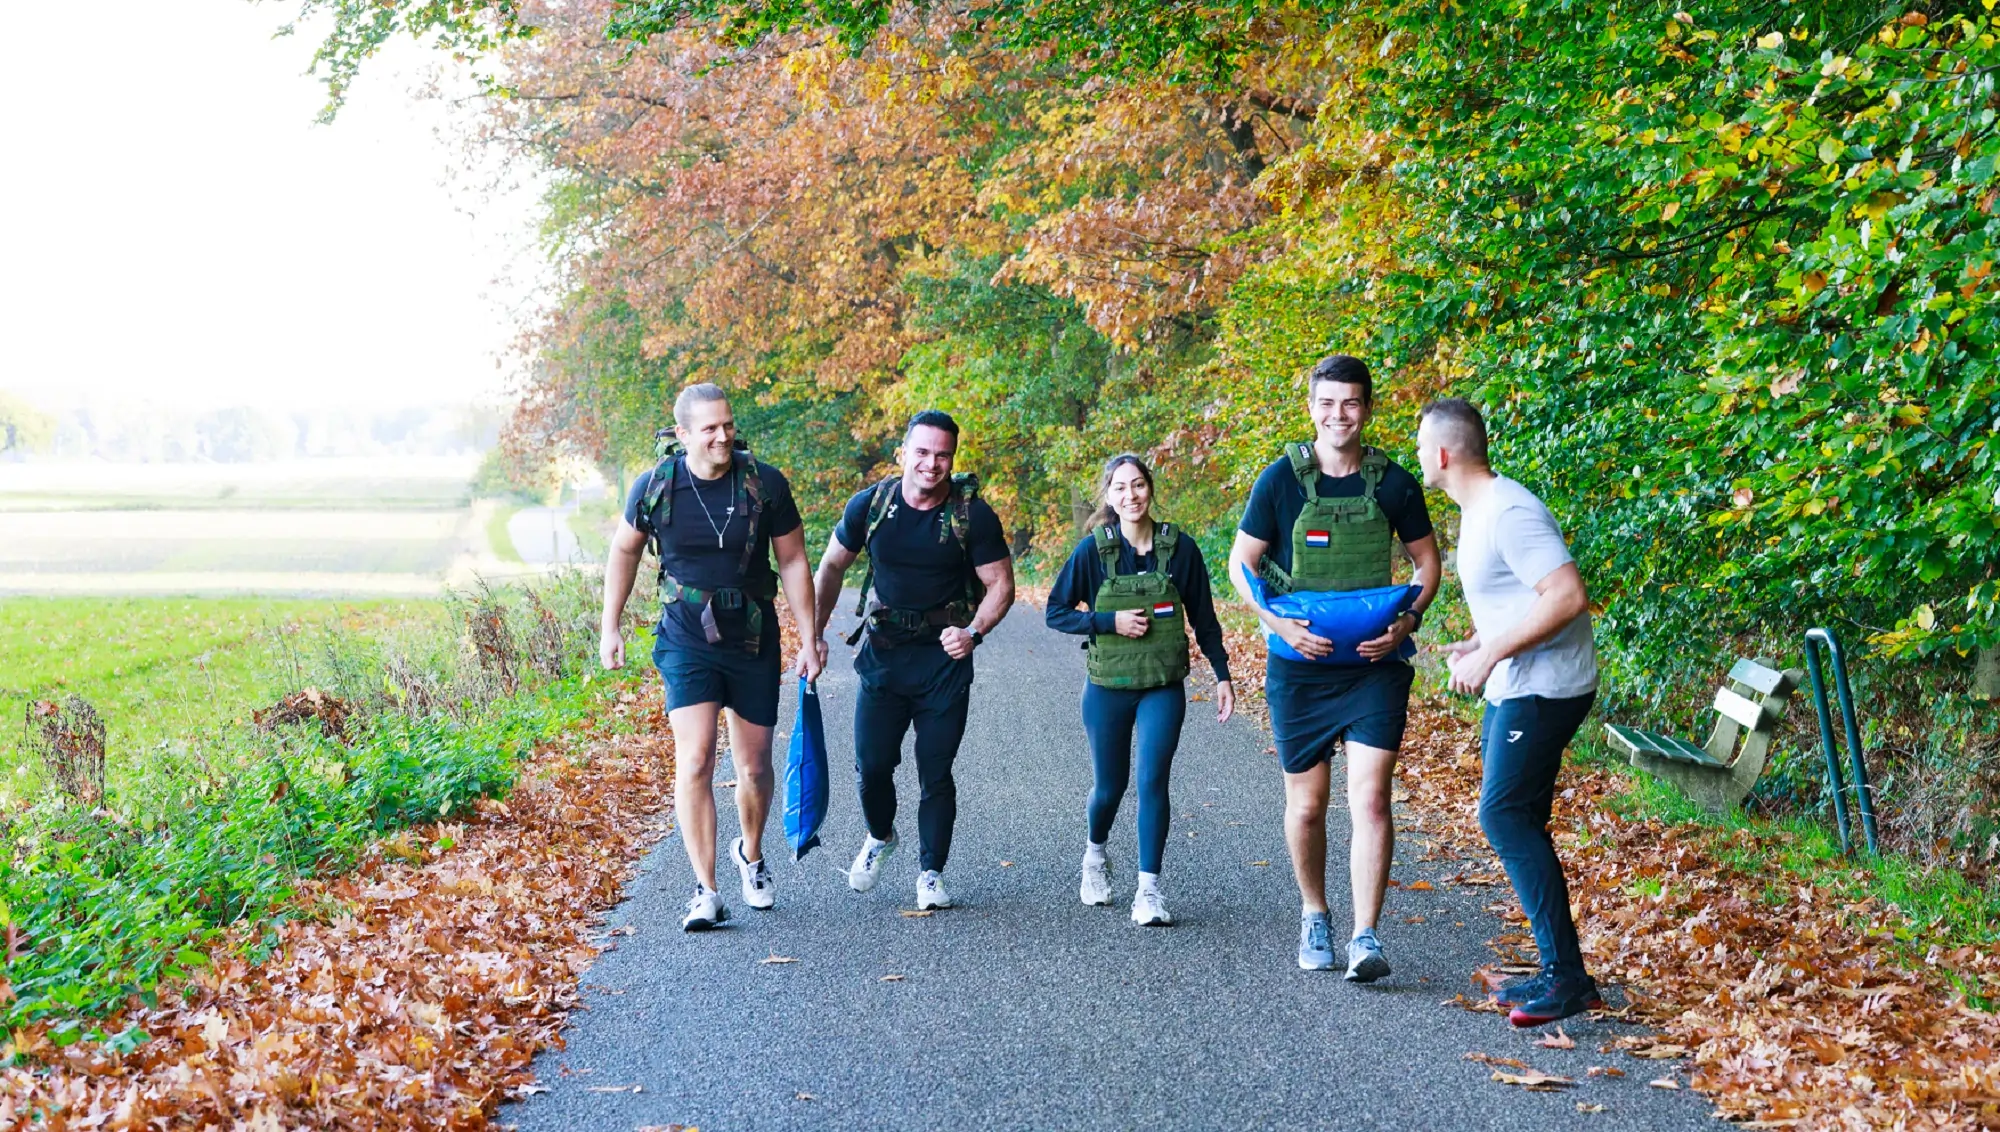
[1454,475,1598,704]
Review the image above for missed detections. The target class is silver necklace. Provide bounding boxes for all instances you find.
[688,463,735,549]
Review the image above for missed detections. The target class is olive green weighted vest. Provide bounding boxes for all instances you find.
[1086,523,1191,690]
[1258,443,1393,595]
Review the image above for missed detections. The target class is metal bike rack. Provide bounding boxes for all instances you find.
[1803,627,1879,856]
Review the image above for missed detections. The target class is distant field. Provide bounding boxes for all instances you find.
[0,457,477,511]
[0,511,468,575]
[0,595,436,802]
[0,458,497,596]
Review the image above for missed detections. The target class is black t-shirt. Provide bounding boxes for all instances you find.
[625,455,802,649]
[1237,449,1434,577]
[834,482,1011,612]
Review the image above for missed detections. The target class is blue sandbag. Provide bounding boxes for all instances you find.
[1238,562,1420,666]
[783,677,830,861]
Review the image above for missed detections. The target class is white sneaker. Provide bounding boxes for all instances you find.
[680,886,729,932]
[1131,886,1172,927]
[1080,854,1113,906]
[916,869,953,910]
[733,837,775,911]
[848,830,898,893]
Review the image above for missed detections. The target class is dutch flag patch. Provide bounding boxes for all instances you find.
[1304,530,1332,548]
[1152,601,1176,618]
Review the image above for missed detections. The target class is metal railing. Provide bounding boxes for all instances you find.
[1803,627,1879,855]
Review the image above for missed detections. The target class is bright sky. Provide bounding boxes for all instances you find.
[0,2,543,413]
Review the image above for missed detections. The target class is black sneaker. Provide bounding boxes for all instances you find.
[1508,975,1605,1027]
[1490,970,1553,1008]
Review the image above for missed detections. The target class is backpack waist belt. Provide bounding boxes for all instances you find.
[664,576,773,652]
[843,599,975,646]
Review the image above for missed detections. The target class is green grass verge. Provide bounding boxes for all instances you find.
[0,576,645,1037]
[2,665,642,1035]
[486,503,524,564]
[0,597,432,801]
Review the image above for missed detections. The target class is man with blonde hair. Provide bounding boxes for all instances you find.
[600,383,822,931]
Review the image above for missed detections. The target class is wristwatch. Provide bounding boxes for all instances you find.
[969,629,986,647]
[1400,608,1424,633]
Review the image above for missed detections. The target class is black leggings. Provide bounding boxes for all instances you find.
[1082,681,1186,875]
[855,677,972,874]
[1477,692,1597,980]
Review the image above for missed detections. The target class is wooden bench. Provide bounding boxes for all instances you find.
[1603,658,1803,815]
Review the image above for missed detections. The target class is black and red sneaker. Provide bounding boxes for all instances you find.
[1489,969,1553,1009]
[1507,975,1605,1028]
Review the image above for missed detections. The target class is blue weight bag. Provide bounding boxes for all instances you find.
[783,677,830,861]
[1238,562,1421,665]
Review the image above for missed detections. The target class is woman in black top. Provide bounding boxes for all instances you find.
[1046,454,1234,926]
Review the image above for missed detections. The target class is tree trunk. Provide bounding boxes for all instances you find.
[1976,646,2000,699]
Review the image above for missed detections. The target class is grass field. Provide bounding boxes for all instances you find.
[0,457,477,512]
[0,596,435,803]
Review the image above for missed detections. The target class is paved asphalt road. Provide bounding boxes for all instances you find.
[505,601,1714,1132]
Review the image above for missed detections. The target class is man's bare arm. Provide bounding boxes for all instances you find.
[1404,534,1443,615]
[812,531,859,639]
[598,520,648,669]
[771,526,821,681]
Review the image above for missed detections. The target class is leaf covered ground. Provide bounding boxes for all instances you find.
[1,687,677,1130]
[8,624,1997,1128]
[1396,700,2000,1129]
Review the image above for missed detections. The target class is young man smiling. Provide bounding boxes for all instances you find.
[1228,355,1441,980]
[810,410,1016,912]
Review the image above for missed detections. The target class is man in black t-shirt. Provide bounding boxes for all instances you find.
[1227,355,1442,981]
[600,383,822,933]
[809,410,1016,912]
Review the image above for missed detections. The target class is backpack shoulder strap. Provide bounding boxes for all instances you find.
[1285,442,1321,501]
[851,476,901,619]
[640,455,679,535]
[863,477,901,548]
[946,472,980,548]
[733,448,766,576]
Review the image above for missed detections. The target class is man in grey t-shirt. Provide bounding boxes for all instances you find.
[1416,397,1605,1028]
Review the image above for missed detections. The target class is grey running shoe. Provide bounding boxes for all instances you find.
[1080,854,1113,906]
[1130,887,1172,927]
[1298,912,1336,970]
[680,886,729,932]
[1345,928,1391,983]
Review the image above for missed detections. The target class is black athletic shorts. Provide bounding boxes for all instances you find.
[651,606,783,726]
[1265,656,1414,773]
